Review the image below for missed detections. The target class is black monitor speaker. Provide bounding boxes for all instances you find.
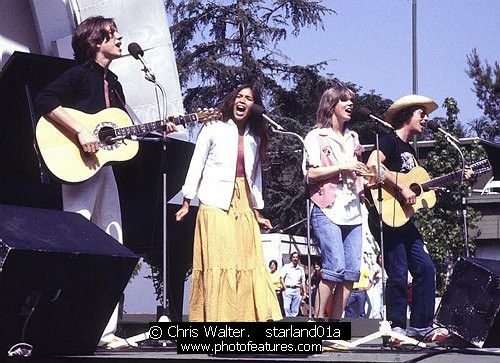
[435,257,500,348]
[0,204,139,356]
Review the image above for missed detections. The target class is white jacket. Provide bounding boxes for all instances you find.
[181,119,264,210]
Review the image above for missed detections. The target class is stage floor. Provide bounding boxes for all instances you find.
[3,341,500,363]
[2,317,499,363]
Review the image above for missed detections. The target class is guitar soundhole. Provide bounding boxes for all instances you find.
[98,126,116,143]
[410,183,422,197]
[96,124,120,150]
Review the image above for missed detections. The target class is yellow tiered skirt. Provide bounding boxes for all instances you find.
[188,177,282,322]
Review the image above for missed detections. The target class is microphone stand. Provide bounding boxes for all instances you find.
[278,218,307,233]
[110,67,174,349]
[142,67,171,323]
[442,138,469,257]
[269,126,315,321]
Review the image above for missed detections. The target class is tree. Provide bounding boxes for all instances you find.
[155,1,338,304]
[164,1,393,236]
[416,97,487,294]
[465,48,500,141]
[164,0,334,110]
[468,115,498,141]
[350,90,394,145]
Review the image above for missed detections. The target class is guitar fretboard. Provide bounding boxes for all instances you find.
[422,159,491,190]
[114,114,198,138]
[424,170,463,189]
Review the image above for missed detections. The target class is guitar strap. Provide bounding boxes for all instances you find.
[122,103,142,126]
[112,87,141,126]
[412,155,420,167]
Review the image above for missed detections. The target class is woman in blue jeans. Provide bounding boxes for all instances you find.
[304,84,368,321]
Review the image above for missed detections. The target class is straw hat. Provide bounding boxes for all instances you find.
[385,95,438,124]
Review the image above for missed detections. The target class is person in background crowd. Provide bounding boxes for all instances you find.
[269,260,285,316]
[310,261,322,317]
[344,260,372,318]
[367,253,384,319]
[280,252,306,317]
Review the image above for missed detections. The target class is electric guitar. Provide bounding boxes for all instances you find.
[35,107,221,183]
[371,159,491,227]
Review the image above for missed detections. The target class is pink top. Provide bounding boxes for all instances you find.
[307,131,364,208]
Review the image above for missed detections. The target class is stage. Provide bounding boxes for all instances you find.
[9,348,499,363]
[2,317,498,363]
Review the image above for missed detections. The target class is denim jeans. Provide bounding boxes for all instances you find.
[369,217,436,330]
[311,205,362,283]
[344,289,368,318]
[282,287,302,317]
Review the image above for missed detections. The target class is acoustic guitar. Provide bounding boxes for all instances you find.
[36,107,221,183]
[371,159,491,227]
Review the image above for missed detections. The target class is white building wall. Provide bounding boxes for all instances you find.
[29,0,75,56]
[0,0,40,67]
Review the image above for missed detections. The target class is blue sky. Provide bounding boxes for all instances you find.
[279,0,499,126]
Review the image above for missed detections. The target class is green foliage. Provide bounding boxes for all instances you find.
[164,0,334,110]
[465,49,500,141]
[416,97,487,294]
[164,1,394,236]
[129,260,142,282]
[162,0,491,300]
[351,90,394,145]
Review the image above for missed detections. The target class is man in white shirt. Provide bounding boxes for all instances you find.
[280,252,306,317]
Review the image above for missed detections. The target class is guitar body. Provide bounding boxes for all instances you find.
[370,159,490,228]
[36,108,139,183]
[371,166,436,228]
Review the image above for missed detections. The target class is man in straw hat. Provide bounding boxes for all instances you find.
[365,95,472,343]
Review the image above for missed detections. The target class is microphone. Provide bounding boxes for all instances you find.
[426,120,460,144]
[250,104,286,131]
[358,107,394,130]
[104,135,127,144]
[128,42,156,81]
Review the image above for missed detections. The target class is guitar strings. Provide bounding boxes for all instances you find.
[96,110,221,142]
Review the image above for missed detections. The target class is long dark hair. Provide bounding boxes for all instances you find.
[220,84,269,163]
[72,16,118,65]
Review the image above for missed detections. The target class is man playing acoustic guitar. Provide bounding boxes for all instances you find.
[35,16,177,348]
[365,95,473,344]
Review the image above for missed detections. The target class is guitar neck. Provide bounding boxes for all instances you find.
[114,114,198,138]
[424,170,463,190]
[422,159,490,190]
